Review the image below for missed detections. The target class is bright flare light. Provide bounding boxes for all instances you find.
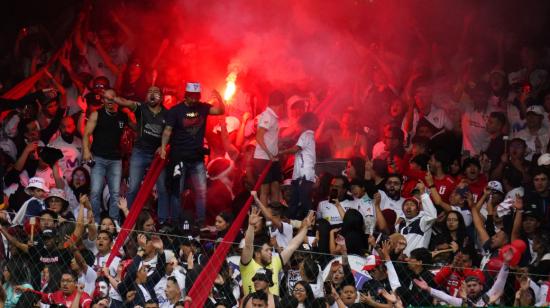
[223,72,237,101]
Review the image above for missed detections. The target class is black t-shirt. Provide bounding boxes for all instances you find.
[133,103,167,152]
[28,245,73,289]
[165,101,211,159]
[91,108,129,159]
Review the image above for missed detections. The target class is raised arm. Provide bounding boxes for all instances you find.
[511,194,523,242]
[373,192,389,233]
[280,211,315,264]
[251,191,280,229]
[487,249,513,298]
[208,90,225,115]
[113,95,139,111]
[414,279,463,306]
[418,183,437,230]
[425,171,452,213]
[471,193,490,244]
[0,225,29,253]
[241,207,262,265]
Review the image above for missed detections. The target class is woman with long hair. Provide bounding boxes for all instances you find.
[291,281,314,308]
[2,260,33,308]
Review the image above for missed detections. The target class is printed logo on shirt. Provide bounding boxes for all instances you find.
[118,121,124,129]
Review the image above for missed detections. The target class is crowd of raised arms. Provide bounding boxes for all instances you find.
[1,2,550,308]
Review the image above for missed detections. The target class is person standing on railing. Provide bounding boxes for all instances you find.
[160,82,224,225]
[107,86,170,223]
[83,88,135,223]
[253,91,285,207]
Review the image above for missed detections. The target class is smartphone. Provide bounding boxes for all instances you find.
[324,281,332,295]
[426,164,431,173]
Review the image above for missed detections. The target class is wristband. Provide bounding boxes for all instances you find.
[429,185,435,189]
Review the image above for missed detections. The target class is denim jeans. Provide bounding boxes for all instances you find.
[90,155,122,223]
[127,147,169,223]
[170,160,207,223]
[288,178,314,220]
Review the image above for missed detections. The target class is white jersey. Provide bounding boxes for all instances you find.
[378,190,404,218]
[254,107,279,160]
[348,195,377,234]
[49,135,82,180]
[269,222,294,249]
[293,130,316,181]
[93,253,122,301]
[317,200,353,225]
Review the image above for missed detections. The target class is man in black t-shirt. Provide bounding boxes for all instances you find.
[83,88,135,222]
[110,87,170,223]
[160,82,224,224]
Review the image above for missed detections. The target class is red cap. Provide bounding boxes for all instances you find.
[362,255,383,271]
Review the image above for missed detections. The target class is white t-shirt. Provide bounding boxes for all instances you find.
[461,107,490,156]
[514,126,550,160]
[253,107,279,160]
[317,200,353,225]
[48,135,82,181]
[269,222,293,248]
[78,266,98,295]
[155,270,186,306]
[293,130,316,181]
[348,195,377,234]
[404,105,453,138]
[378,190,404,218]
[93,253,122,301]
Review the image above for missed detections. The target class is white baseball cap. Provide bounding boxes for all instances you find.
[526,105,545,116]
[25,177,49,195]
[538,153,550,166]
[185,82,201,93]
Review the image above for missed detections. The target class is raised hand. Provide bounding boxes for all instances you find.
[380,240,391,261]
[118,197,128,211]
[513,194,523,210]
[302,210,315,229]
[137,233,147,248]
[248,207,262,226]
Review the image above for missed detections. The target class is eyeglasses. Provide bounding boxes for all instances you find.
[293,288,306,293]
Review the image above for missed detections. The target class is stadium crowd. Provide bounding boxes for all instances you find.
[1,1,550,308]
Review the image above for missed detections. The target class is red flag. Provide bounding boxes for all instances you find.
[185,162,272,308]
[105,150,169,267]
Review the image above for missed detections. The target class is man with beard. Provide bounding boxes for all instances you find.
[379,174,405,218]
[414,249,513,306]
[83,88,134,223]
[110,86,170,222]
[49,116,82,180]
[160,82,224,224]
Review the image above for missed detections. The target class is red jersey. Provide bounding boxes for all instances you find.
[459,175,488,203]
[434,266,465,297]
[433,175,456,203]
[41,290,92,308]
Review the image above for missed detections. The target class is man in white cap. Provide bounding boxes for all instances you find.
[160,82,224,224]
[515,105,549,160]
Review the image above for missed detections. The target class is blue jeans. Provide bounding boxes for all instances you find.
[90,155,122,223]
[170,161,207,223]
[127,148,169,223]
